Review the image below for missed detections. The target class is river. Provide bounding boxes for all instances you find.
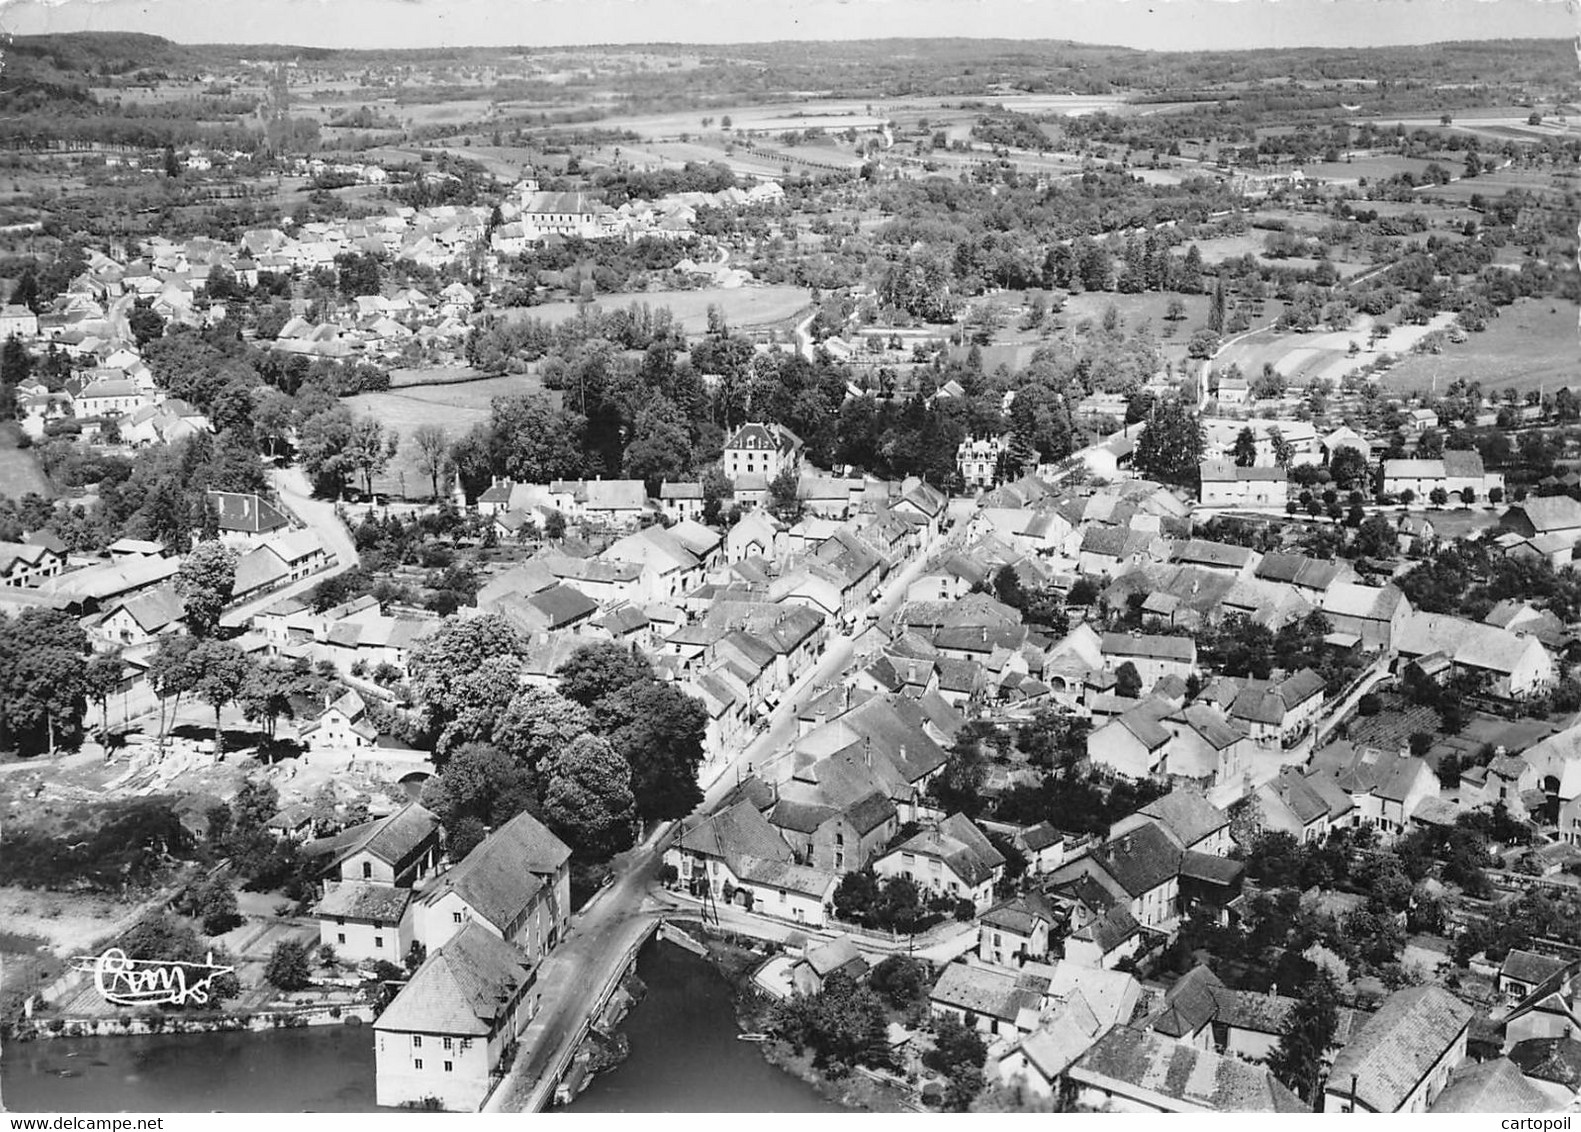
[568,938,841,1113]
[1,1026,379,1112]
[3,940,836,1113]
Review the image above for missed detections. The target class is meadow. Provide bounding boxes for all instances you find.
[0,425,51,499]
[346,374,553,499]
[510,285,812,334]
[1382,298,1581,397]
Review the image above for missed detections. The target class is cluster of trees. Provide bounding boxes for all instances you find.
[1397,537,1581,624]
[831,869,966,933]
[410,625,706,862]
[769,971,895,1076]
[1195,610,1363,692]
[0,798,195,891]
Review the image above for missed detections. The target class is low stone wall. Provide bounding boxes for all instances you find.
[11,1002,375,1041]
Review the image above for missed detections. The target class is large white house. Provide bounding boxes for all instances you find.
[373,923,537,1111]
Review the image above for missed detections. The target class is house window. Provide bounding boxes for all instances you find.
[337,933,346,945]
[443,1061,453,1073]
[375,936,384,949]
[453,911,464,923]
[834,832,844,847]
[362,861,373,879]
[413,1036,423,1048]
[414,1059,423,1070]
[778,889,786,903]
[443,1036,453,1050]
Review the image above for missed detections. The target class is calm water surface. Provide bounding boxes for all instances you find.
[2,1025,379,1112]
[4,940,836,1113]
[568,938,841,1113]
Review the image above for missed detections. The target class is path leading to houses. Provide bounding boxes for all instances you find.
[219,467,360,630]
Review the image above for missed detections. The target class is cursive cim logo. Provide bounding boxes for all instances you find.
[68,948,236,1007]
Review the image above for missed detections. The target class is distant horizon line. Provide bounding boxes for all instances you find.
[19,28,1573,55]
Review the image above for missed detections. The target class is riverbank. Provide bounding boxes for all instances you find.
[668,923,918,1114]
[8,1002,376,1042]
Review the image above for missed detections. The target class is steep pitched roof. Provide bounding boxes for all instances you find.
[1509,495,1581,535]
[1431,1057,1556,1113]
[679,800,794,871]
[1070,1025,1308,1112]
[331,802,438,871]
[418,811,569,933]
[1322,582,1407,622]
[1328,986,1474,1112]
[374,923,533,1037]
[207,490,289,534]
[1088,821,1183,897]
[887,813,1005,887]
[1102,632,1197,664]
[930,962,1046,1022]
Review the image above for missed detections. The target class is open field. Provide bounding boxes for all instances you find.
[1303,155,1444,184]
[510,285,812,335]
[1058,291,1211,332]
[1382,298,1581,396]
[1418,167,1578,202]
[0,424,52,500]
[0,887,131,957]
[1214,312,1457,388]
[347,374,551,498]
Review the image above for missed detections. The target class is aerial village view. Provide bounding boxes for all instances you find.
[0,0,1578,1116]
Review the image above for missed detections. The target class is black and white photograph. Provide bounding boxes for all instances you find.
[0,0,1576,1115]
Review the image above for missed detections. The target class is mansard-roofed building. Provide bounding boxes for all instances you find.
[722,421,802,483]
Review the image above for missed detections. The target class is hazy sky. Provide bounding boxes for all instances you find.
[0,0,1574,53]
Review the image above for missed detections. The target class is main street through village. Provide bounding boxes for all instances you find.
[486,501,974,1112]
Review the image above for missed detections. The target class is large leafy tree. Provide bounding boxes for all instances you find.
[188,639,254,751]
[0,609,89,754]
[346,417,399,498]
[540,733,636,862]
[1132,399,1205,488]
[410,422,452,501]
[769,971,894,1073]
[1268,969,1340,1104]
[297,405,357,496]
[600,680,707,822]
[1328,446,1371,492]
[409,615,530,757]
[237,659,300,740]
[421,742,538,857]
[175,539,238,637]
[489,393,586,483]
[495,686,593,773]
[147,634,200,744]
[1232,425,1258,467]
[555,642,654,709]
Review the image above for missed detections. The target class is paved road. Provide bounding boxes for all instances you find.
[486,829,669,1113]
[652,888,980,965]
[705,523,967,795]
[219,467,360,629]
